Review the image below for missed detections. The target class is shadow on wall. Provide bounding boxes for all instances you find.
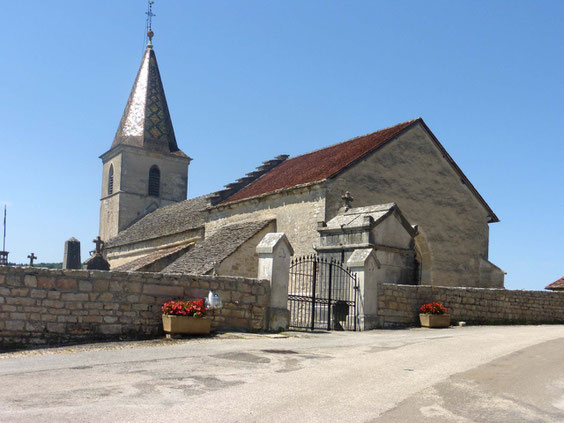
[414,227,432,285]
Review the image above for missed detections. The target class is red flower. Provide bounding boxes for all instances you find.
[162,299,208,317]
[420,302,448,315]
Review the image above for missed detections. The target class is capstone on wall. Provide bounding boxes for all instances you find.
[327,123,502,288]
[0,266,269,349]
[207,184,326,257]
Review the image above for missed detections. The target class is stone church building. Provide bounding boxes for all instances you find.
[99,38,504,289]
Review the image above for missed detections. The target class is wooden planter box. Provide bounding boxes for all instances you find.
[162,315,211,335]
[419,313,451,328]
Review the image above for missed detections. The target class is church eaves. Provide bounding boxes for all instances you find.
[111,44,187,158]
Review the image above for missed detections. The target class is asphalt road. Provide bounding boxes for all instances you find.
[0,325,563,422]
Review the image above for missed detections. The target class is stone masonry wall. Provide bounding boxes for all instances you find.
[216,222,276,278]
[376,283,564,328]
[206,184,326,257]
[326,123,503,288]
[0,266,270,349]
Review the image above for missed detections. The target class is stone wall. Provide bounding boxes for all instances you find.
[207,183,326,257]
[99,146,190,242]
[0,266,269,349]
[375,283,564,328]
[216,222,276,278]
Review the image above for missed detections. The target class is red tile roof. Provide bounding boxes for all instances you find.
[219,118,499,223]
[223,119,418,204]
[546,276,564,290]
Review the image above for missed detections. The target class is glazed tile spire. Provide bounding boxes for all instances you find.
[112,39,186,157]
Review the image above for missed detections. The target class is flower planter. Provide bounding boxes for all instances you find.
[162,315,211,335]
[419,313,450,328]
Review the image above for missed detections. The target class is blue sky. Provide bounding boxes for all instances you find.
[2,1,562,290]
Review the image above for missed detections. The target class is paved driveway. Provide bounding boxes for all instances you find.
[1,325,563,422]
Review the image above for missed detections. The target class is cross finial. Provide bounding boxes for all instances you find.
[92,236,104,254]
[27,253,37,267]
[146,1,156,47]
[342,191,354,211]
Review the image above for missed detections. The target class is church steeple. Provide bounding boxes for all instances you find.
[111,36,187,158]
[99,22,191,243]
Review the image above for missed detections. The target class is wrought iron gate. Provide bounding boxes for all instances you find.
[288,255,358,331]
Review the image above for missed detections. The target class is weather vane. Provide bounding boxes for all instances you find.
[145,1,156,45]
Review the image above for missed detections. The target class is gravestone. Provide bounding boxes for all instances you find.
[63,237,81,270]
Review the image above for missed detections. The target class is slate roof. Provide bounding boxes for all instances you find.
[105,194,212,248]
[546,276,564,291]
[112,244,192,272]
[109,45,188,158]
[220,118,499,223]
[162,219,274,275]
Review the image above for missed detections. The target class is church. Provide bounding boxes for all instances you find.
[98,33,504,289]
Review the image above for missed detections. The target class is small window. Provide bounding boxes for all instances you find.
[108,164,114,195]
[148,165,160,197]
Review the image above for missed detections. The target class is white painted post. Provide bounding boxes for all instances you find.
[347,248,380,331]
[256,233,294,331]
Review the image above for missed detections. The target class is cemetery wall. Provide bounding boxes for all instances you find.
[376,283,564,328]
[0,266,270,349]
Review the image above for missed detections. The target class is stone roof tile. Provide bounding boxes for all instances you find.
[162,219,274,275]
[105,194,212,248]
[112,244,192,272]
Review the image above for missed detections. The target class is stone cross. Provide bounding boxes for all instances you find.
[92,236,104,254]
[27,253,37,266]
[342,191,354,211]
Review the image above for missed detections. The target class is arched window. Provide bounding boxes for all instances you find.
[148,165,160,197]
[108,164,114,195]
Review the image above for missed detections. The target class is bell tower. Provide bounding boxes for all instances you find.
[99,26,191,241]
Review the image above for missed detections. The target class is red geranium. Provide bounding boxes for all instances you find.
[420,302,448,315]
[162,299,207,318]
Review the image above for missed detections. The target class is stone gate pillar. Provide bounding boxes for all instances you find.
[256,233,294,331]
[347,248,380,330]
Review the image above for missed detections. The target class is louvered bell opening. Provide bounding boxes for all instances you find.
[148,165,160,197]
[108,165,114,195]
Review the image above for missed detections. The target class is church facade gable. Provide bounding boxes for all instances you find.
[325,121,503,287]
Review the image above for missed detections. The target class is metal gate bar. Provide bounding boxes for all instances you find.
[288,255,358,331]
